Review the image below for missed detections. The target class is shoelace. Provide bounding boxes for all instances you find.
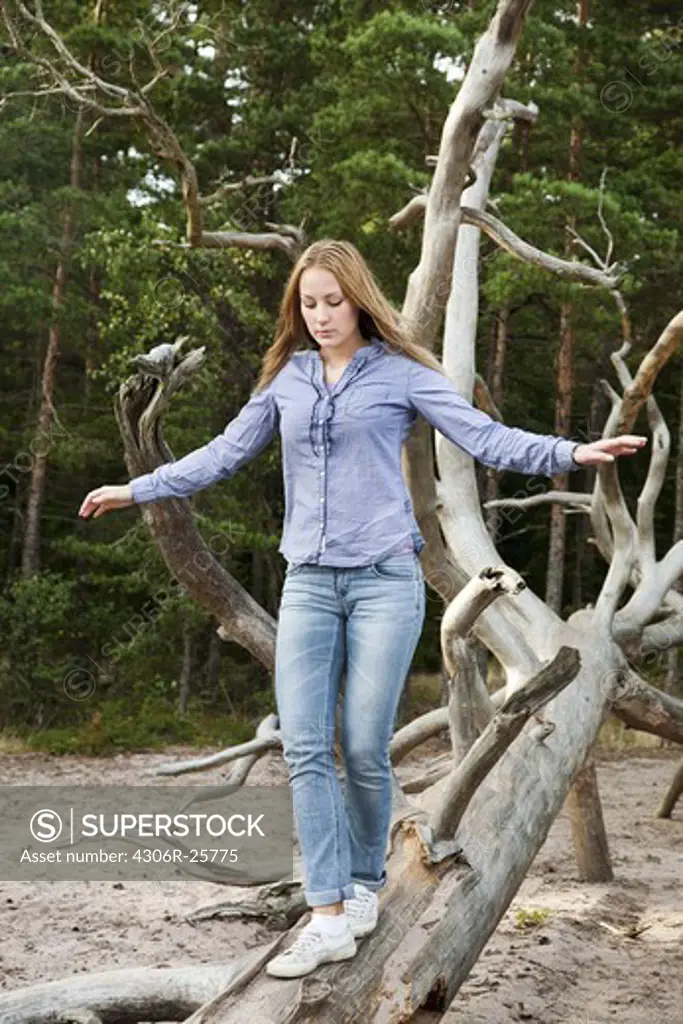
[345,890,376,916]
[281,925,334,956]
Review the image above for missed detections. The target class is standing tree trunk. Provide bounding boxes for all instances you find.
[83,156,101,409]
[544,0,587,611]
[21,0,107,576]
[205,627,223,697]
[21,108,85,578]
[179,621,193,714]
[483,303,508,541]
[6,368,39,579]
[665,370,683,692]
[545,302,574,610]
[572,354,606,608]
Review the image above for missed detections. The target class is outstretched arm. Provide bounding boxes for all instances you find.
[407,361,646,477]
[130,381,280,504]
[80,381,280,519]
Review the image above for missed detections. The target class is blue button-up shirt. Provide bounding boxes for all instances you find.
[130,335,580,567]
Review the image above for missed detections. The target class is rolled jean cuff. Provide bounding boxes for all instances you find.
[350,870,387,893]
[306,882,357,907]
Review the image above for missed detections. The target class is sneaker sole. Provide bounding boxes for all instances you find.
[348,917,378,938]
[266,938,357,978]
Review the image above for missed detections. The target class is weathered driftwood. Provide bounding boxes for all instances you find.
[402,754,453,794]
[445,635,492,764]
[599,663,683,744]
[154,718,281,777]
[390,707,451,765]
[657,758,683,818]
[114,341,280,670]
[563,756,614,882]
[392,672,683,752]
[396,0,616,879]
[166,637,618,1024]
[483,489,592,511]
[441,567,520,760]
[55,1010,102,1024]
[391,197,619,289]
[188,877,309,932]
[429,645,580,844]
[0,955,280,1024]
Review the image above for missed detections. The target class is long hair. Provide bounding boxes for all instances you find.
[253,239,446,392]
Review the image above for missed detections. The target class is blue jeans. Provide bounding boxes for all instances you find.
[274,553,426,907]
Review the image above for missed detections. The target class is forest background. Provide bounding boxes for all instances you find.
[0,0,681,754]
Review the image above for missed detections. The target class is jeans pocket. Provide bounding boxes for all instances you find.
[370,554,418,580]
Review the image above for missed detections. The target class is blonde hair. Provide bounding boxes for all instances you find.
[253,239,446,391]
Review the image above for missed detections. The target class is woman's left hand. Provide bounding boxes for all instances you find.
[572,435,647,466]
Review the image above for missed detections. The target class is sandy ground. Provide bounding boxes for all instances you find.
[0,740,681,1023]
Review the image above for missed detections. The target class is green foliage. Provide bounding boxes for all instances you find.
[0,573,79,729]
[0,0,681,739]
[514,908,552,930]
[24,694,256,755]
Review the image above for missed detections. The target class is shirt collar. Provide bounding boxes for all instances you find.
[311,334,385,366]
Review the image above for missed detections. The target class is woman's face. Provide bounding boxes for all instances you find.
[299,267,360,356]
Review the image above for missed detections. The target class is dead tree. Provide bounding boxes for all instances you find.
[3,1,683,1022]
[658,759,683,818]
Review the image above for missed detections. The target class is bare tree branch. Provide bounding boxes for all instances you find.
[390,202,619,289]
[1,2,294,252]
[616,311,683,434]
[483,491,592,511]
[463,207,618,287]
[428,646,581,844]
[200,173,283,207]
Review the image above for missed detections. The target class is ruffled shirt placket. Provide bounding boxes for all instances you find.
[308,344,375,556]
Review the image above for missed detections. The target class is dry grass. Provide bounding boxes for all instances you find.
[0,731,30,754]
[596,716,666,751]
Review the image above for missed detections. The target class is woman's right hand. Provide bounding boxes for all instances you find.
[79,484,135,519]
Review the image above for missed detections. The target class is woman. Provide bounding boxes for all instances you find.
[79,239,646,978]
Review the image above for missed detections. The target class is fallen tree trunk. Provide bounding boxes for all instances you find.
[179,636,623,1023]
[0,952,281,1024]
[394,672,683,752]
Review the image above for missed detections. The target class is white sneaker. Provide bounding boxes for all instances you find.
[343,883,379,938]
[266,918,357,978]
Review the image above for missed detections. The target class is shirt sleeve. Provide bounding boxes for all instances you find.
[407,360,580,478]
[129,380,279,504]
